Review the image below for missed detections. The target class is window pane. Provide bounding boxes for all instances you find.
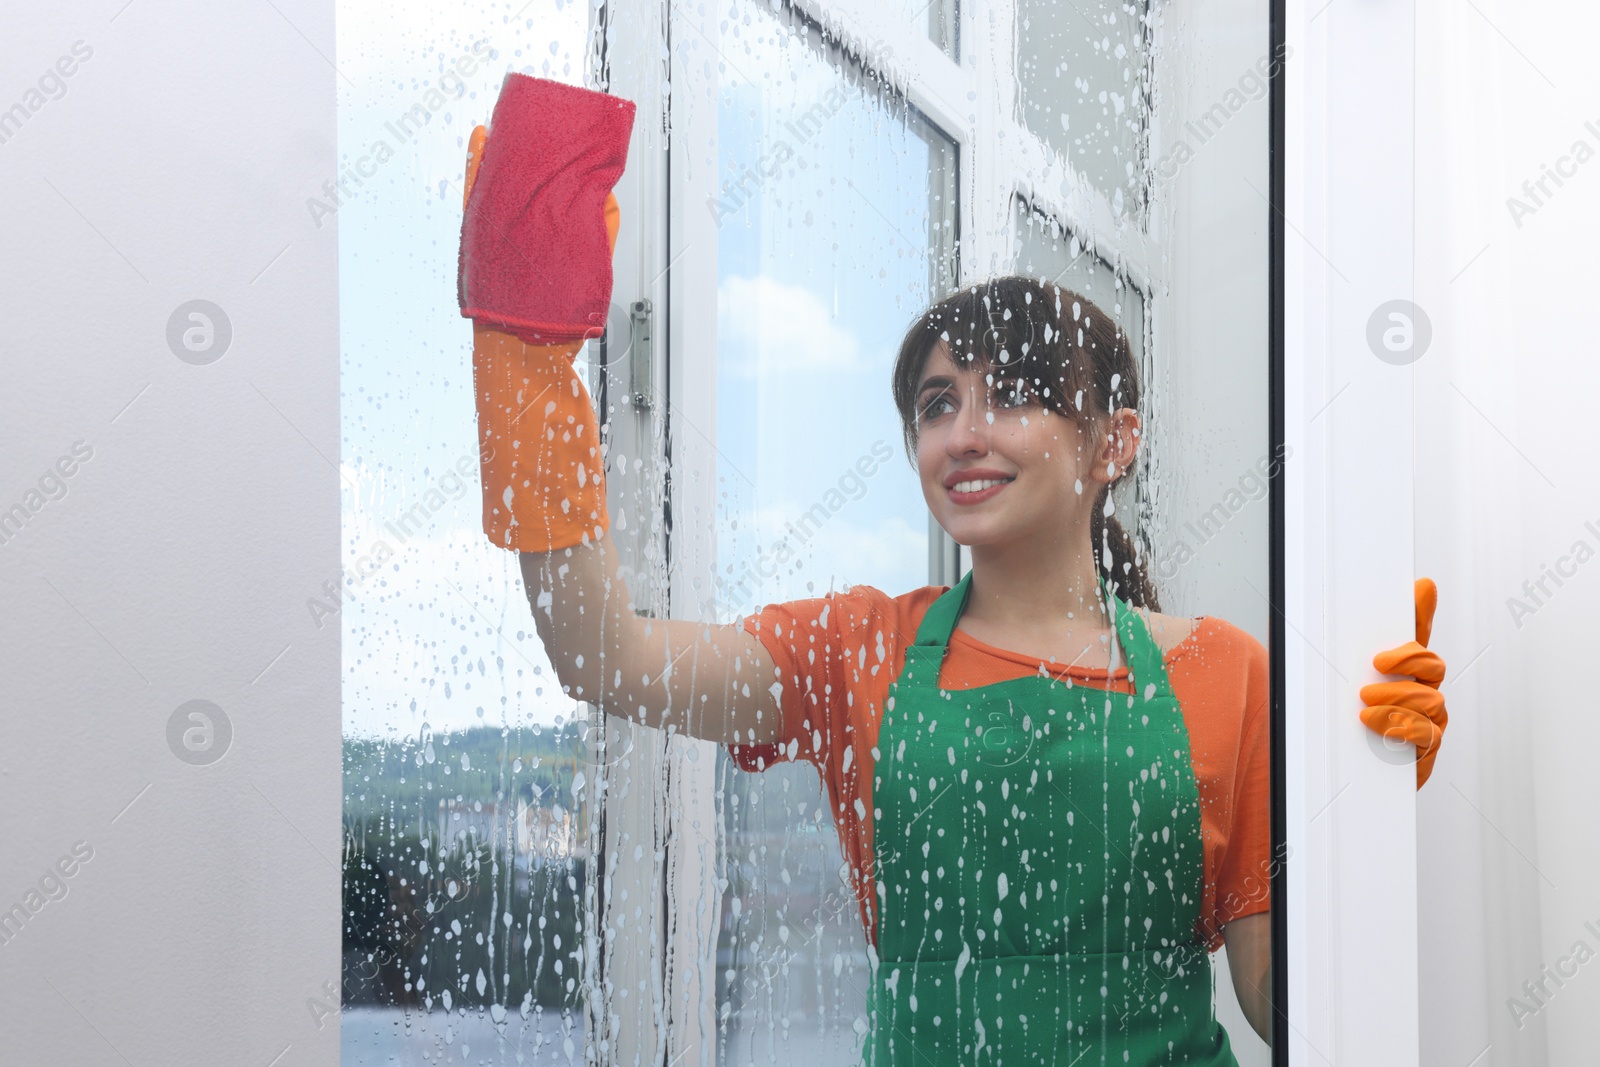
[1015,0,1151,217]
[336,3,596,1063]
[1011,193,1155,628]
[889,0,959,60]
[1015,9,1276,1060]
[712,11,957,622]
[1013,194,1146,365]
[711,1,958,1059]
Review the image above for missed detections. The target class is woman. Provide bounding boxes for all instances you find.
[708,275,1276,1062]
[458,90,1448,1063]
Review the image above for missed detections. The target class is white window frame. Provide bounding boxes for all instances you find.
[1284,0,1421,1062]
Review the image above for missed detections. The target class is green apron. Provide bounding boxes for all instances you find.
[864,572,1237,1065]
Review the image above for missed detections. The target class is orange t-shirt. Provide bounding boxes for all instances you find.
[726,582,1272,954]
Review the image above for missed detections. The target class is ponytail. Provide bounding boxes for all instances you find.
[1090,487,1160,612]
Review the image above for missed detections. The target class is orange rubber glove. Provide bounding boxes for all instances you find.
[464,123,621,553]
[1359,578,1448,789]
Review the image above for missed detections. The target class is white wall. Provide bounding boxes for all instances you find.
[1415,2,1600,1063]
[0,2,339,1064]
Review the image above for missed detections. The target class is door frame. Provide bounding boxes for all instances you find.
[1281,0,1421,1061]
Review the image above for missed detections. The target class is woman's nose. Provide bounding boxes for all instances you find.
[945,389,992,454]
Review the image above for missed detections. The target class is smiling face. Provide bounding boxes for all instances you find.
[913,338,1138,550]
[892,278,1148,583]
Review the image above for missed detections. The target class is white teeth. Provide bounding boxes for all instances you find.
[951,478,1013,493]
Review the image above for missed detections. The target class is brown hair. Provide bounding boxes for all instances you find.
[890,274,1160,610]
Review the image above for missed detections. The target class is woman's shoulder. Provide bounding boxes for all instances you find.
[1162,612,1269,673]
[745,585,1266,669]
[822,583,956,657]
[1137,609,1203,656]
[833,590,1266,661]
[1166,616,1271,726]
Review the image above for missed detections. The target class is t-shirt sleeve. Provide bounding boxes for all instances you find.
[724,585,890,774]
[1209,629,1274,942]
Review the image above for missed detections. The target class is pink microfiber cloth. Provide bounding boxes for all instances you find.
[458,74,636,343]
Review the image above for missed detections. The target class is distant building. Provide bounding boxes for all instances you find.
[435,798,505,856]
[516,798,582,865]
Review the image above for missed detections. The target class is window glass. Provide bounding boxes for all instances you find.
[1015,0,1151,218]
[1013,194,1146,365]
[1015,8,1276,1059]
[711,2,959,1057]
[890,0,959,59]
[337,2,597,1063]
[335,0,1278,1061]
[1011,194,1156,575]
[712,12,957,623]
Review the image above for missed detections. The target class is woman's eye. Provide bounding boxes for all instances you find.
[993,385,1033,409]
[919,395,953,419]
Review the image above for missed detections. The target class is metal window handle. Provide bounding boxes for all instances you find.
[629,298,653,408]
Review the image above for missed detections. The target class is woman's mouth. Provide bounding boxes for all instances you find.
[947,476,1015,505]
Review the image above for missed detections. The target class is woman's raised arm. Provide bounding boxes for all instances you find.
[458,89,779,747]
[519,536,783,748]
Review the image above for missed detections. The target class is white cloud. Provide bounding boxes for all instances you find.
[717,274,863,379]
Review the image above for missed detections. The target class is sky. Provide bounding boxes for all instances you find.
[710,8,948,618]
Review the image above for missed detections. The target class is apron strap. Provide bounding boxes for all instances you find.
[1105,577,1178,703]
[912,570,973,647]
[909,569,1177,701]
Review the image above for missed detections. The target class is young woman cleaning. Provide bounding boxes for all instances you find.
[457,76,1449,1064]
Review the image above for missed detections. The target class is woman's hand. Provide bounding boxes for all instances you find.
[1359,578,1448,789]
[463,124,619,554]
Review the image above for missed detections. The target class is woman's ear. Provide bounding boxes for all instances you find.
[1089,408,1142,486]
